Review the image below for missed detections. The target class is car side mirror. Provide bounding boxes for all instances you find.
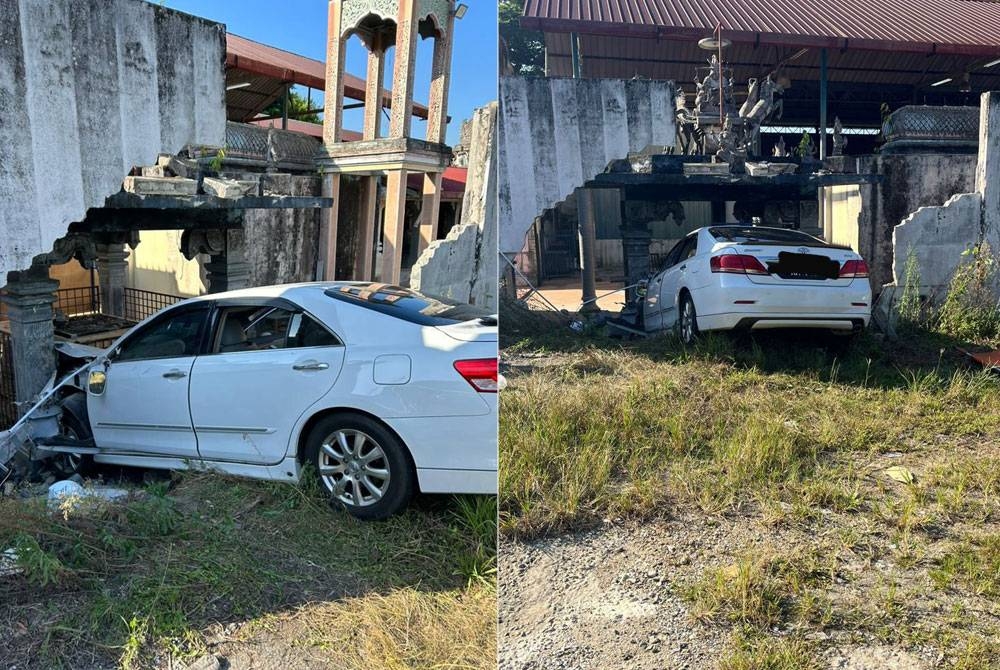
[88,369,107,396]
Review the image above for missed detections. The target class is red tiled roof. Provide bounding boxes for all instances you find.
[226,34,429,117]
[521,0,1000,56]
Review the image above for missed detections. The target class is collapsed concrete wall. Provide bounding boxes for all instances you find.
[498,76,677,254]
[888,92,1000,298]
[0,0,226,280]
[851,154,977,291]
[411,102,498,309]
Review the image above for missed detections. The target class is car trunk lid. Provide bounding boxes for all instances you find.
[730,244,860,287]
[434,316,498,343]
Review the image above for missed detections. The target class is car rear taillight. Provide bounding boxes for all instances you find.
[710,253,769,275]
[839,259,869,278]
[454,358,498,393]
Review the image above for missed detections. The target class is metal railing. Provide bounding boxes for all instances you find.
[55,286,102,317]
[0,330,16,428]
[123,287,184,323]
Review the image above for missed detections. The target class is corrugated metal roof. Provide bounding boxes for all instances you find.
[522,0,1000,56]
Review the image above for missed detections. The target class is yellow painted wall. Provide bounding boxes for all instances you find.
[50,259,93,290]
[821,185,863,252]
[126,230,206,298]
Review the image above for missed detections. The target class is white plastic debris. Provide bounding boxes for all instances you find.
[47,479,131,514]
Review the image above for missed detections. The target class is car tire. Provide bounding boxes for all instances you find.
[52,393,92,477]
[678,293,700,345]
[304,413,415,520]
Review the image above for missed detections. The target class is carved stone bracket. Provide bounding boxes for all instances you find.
[32,233,98,269]
[180,229,227,260]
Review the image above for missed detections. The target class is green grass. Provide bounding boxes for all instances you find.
[0,474,496,669]
[501,315,1000,668]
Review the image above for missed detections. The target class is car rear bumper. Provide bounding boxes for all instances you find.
[416,468,497,494]
[691,279,871,332]
[697,312,869,331]
[386,411,497,492]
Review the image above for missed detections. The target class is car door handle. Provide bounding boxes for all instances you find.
[293,361,329,371]
[162,370,187,379]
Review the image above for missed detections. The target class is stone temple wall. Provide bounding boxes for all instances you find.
[0,0,226,281]
[498,76,677,255]
[411,102,498,310]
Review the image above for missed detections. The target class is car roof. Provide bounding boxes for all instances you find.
[183,281,376,304]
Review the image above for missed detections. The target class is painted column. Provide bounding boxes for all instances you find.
[95,242,128,318]
[381,169,409,284]
[426,16,455,145]
[320,174,342,280]
[205,229,250,293]
[418,172,443,255]
[976,92,1000,242]
[819,48,828,161]
[388,0,418,138]
[363,36,386,141]
[577,188,599,313]
[355,176,379,280]
[323,1,346,145]
[1,266,58,413]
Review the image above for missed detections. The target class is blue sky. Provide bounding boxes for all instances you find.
[159,1,497,145]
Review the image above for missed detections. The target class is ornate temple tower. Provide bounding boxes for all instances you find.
[320,0,456,284]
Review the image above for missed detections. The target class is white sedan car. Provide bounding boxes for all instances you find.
[6,282,498,519]
[640,226,872,343]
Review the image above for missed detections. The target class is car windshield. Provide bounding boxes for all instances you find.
[325,283,494,326]
[708,226,826,245]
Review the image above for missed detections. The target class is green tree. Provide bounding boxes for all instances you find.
[500,0,544,76]
[262,89,321,124]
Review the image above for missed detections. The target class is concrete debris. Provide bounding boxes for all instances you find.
[157,153,200,179]
[47,479,132,514]
[0,548,22,578]
[202,176,257,199]
[123,175,198,196]
[140,165,168,178]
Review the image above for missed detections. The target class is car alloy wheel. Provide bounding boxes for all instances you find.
[317,429,391,508]
[680,295,699,345]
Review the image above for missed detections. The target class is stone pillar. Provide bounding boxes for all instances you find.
[620,198,653,306]
[426,13,455,144]
[977,92,1000,246]
[363,36,386,141]
[388,0,418,138]
[355,176,379,280]
[205,230,250,293]
[577,189,599,313]
[1,266,58,413]
[323,0,346,145]
[418,172,443,255]
[95,242,128,317]
[320,174,341,280]
[382,169,409,284]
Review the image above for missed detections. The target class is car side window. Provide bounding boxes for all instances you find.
[115,307,208,362]
[213,306,341,353]
[662,239,686,269]
[682,235,699,260]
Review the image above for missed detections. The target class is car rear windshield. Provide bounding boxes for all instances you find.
[325,284,495,326]
[708,226,830,246]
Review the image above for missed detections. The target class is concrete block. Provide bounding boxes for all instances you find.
[156,153,199,178]
[141,165,167,178]
[202,176,255,199]
[123,176,198,196]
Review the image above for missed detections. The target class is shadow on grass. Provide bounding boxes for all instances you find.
[501,301,989,391]
[0,467,496,669]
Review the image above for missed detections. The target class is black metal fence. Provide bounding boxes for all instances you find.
[0,330,17,428]
[55,285,102,317]
[123,287,184,322]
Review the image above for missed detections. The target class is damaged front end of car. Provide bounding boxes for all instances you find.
[0,342,103,481]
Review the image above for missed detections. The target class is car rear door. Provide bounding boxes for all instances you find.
[87,303,210,458]
[188,301,345,465]
[657,235,698,327]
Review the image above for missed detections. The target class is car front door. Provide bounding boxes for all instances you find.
[189,302,346,465]
[658,235,698,329]
[87,303,210,458]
